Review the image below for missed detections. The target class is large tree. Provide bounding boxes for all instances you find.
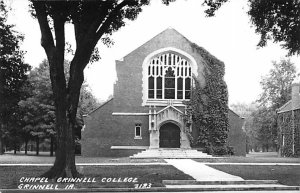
[231,59,297,152]
[19,59,100,156]
[256,59,298,151]
[251,106,277,152]
[202,0,300,55]
[30,0,153,178]
[258,59,297,110]
[19,60,56,156]
[0,0,31,154]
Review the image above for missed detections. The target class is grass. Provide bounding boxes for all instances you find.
[0,165,193,189]
[194,156,300,163]
[2,151,300,164]
[193,152,300,163]
[208,165,300,186]
[0,153,165,164]
[1,151,300,189]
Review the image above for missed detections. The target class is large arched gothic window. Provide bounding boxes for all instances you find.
[148,52,192,100]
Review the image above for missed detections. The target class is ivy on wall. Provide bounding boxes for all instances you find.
[278,110,300,157]
[294,110,300,156]
[184,43,229,155]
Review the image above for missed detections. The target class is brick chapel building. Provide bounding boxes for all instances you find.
[82,28,246,157]
[277,83,300,157]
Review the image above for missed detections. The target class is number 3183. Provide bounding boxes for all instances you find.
[134,183,152,189]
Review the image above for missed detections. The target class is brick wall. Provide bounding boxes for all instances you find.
[227,110,246,156]
[113,28,206,112]
[82,28,246,157]
[82,99,149,157]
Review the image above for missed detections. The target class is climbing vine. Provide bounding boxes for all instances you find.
[184,43,229,155]
[278,110,300,157]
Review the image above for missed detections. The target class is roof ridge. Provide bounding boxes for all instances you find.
[277,100,293,114]
[118,27,195,60]
[278,100,291,111]
[229,109,244,119]
[85,97,113,116]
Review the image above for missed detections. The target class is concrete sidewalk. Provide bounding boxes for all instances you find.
[165,159,244,181]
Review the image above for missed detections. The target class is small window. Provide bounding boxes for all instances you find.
[135,124,142,139]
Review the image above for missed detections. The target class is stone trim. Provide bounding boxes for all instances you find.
[112,112,148,116]
[157,105,184,114]
[135,124,142,139]
[111,146,149,150]
[142,47,198,106]
[145,99,188,107]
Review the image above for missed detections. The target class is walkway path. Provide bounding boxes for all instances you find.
[165,159,244,181]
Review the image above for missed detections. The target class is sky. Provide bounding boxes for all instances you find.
[6,0,300,105]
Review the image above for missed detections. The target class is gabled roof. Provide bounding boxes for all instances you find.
[277,100,292,113]
[157,105,183,115]
[118,28,184,61]
[229,109,245,119]
[84,98,113,116]
[277,99,300,114]
[119,27,224,68]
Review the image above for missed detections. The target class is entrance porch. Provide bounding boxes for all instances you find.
[148,105,191,149]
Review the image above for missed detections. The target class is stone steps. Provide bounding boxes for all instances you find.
[163,180,300,191]
[130,149,213,159]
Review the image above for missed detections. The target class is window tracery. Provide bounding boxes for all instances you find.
[147,52,192,100]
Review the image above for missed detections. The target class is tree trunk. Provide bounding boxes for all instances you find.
[50,136,54,157]
[54,137,57,152]
[36,137,39,156]
[25,139,28,155]
[0,137,2,155]
[33,2,95,179]
[43,113,79,178]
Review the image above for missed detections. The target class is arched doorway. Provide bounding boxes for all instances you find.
[159,122,180,148]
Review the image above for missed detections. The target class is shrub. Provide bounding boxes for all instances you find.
[204,145,234,156]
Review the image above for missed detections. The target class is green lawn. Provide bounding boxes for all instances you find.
[0,153,165,164]
[2,151,300,164]
[208,165,300,186]
[1,151,300,190]
[193,152,300,163]
[194,157,300,163]
[0,165,193,189]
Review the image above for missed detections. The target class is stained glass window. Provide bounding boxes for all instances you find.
[147,52,192,100]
